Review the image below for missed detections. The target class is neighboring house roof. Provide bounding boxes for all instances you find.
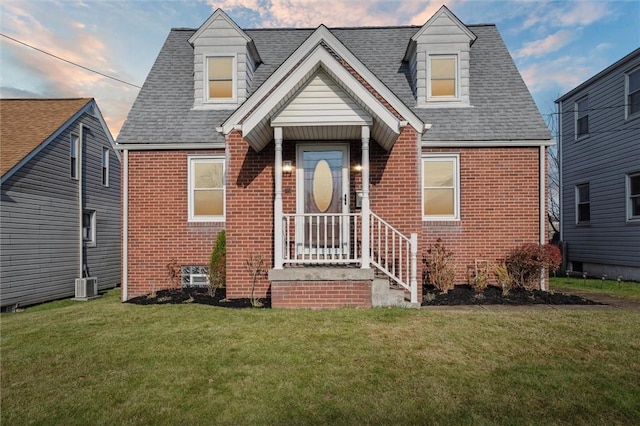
[555,47,640,103]
[0,98,116,183]
[118,19,550,146]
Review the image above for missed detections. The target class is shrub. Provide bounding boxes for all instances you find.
[470,260,489,293]
[493,262,514,296]
[208,230,226,297]
[424,239,456,294]
[504,243,562,291]
[245,254,265,308]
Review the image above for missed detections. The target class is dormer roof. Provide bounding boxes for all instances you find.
[188,8,261,64]
[404,6,476,61]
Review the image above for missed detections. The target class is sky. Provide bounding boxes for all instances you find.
[1,0,639,139]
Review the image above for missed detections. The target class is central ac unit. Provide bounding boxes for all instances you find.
[74,277,98,300]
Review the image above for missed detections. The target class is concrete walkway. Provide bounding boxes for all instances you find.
[421,288,640,311]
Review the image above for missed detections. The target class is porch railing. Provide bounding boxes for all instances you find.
[282,213,361,264]
[279,212,418,304]
[369,212,418,304]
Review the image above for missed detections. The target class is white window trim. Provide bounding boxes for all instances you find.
[575,183,590,225]
[426,54,459,102]
[204,54,238,104]
[626,172,640,221]
[188,156,225,222]
[574,96,589,140]
[422,154,460,221]
[70,134,79,180]
[625,66,640,120]
[83,210,96,247]
[102,147,109,187]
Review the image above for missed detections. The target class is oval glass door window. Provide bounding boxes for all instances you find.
[313,159,333,212]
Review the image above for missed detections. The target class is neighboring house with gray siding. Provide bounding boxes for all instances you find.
[556,48,640,281]
[1,98,121,309]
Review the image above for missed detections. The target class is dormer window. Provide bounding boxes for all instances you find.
[207,56,235,102]
[428,55,458,100]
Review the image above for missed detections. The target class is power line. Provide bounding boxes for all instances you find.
[544,103,636,116]
[1,33,142,89]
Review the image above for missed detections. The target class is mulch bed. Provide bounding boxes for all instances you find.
[126,285,602,308]
[422,284,602,306]
[126,287,271,308]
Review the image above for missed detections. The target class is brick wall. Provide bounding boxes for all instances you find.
[126,150,224,299]
[421,147,543,287]
[271,281,371,308]
[226,130,274,298]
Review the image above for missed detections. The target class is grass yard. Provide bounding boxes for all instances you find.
[550,276,640,301]
[2,289,639,425]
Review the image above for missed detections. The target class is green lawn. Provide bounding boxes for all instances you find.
[2,289,639,425]
[550,276,640,301]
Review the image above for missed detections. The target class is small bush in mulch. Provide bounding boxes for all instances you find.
[422,284,602,306]
[126,287,271,309]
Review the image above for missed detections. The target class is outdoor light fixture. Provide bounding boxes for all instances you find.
[282,160,293,174]
[353,164,363,172]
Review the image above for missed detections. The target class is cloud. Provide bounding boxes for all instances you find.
[520,55,596,95]
[521,1,611,31]
[206,0,452,27]
[515,30,573,58]
[0,0,139,136]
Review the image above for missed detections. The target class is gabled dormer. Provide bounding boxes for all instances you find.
[189,9,261,110]
[404,6,476,108]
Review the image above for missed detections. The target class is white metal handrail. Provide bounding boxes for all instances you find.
[370,212,418,304]
[282,213,361,264]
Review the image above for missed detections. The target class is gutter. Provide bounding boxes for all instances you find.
[78,125,85,280]
[539,144,546,291]
[122,150,128,301]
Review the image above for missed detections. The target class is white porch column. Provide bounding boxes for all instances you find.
[361,126,370,269]
[274,127,284,269]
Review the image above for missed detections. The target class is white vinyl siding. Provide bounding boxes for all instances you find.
[188,156,225,222]
[422,155,460,220]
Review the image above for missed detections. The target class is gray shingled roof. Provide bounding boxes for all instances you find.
[117,23,550,145]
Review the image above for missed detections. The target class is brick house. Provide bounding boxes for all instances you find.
[117,6,551,308]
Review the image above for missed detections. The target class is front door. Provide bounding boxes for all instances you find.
[296,144,349,258]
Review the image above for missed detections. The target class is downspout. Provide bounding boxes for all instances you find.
[539,144,546,291]
[558,102,563,242]
[122,149,128,301]
[78,125,85,280]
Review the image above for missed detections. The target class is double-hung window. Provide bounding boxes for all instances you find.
[428,55,457,100]
[70,134,79,179]
[101,147,109,187]
[626,67,640,118]
[188,157,225,222]
[83,210,96,246]
[576,183,590,224]
[575,97,589,139]
[627,172,640,220]
[207,57,234,101]
[422,155,459,220]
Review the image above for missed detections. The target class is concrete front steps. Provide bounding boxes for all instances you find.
[371,277,419,308]
[268,267,418,309]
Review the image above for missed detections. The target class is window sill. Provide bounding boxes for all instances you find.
[575,134,589,142]
[575,222,591,227]
[625,112,640,122]
[418,101,471,109]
